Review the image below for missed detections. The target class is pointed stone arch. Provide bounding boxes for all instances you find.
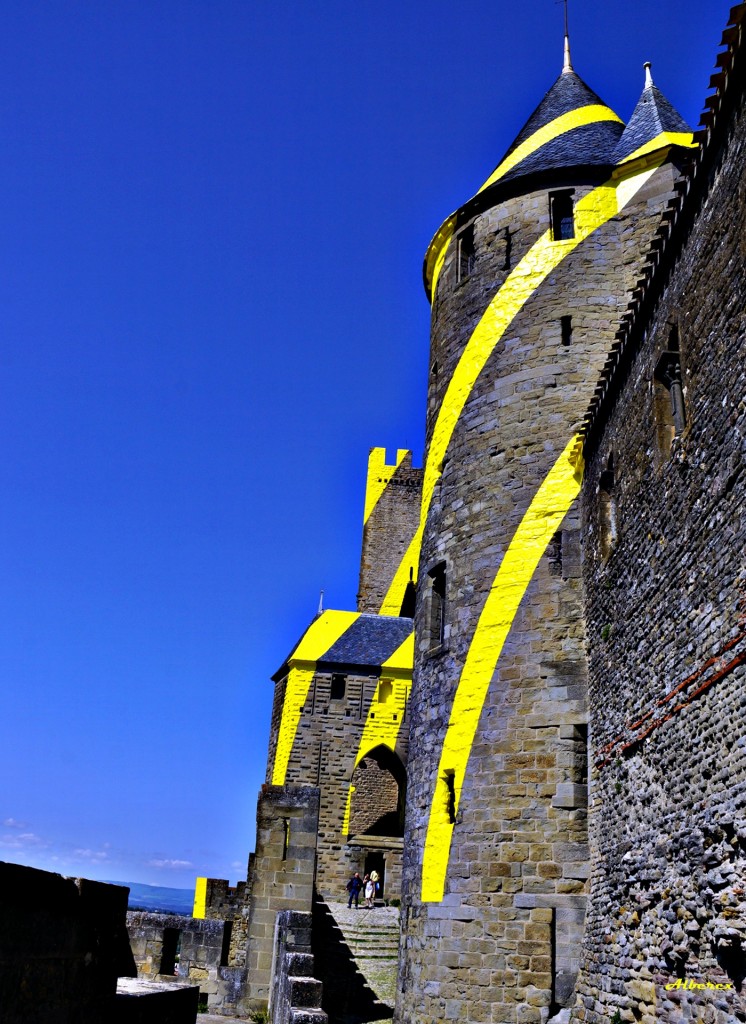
[348,744,406,838]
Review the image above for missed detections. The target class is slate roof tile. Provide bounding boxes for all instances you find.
[320,615,413,669]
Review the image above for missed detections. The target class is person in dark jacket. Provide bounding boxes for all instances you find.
[346,872,363,909]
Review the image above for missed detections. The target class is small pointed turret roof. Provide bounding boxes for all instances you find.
[613,63,694,164]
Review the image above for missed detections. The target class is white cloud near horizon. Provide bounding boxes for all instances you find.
[73,848,110,864]
[0,830,47,850]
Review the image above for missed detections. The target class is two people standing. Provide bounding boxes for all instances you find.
[346,869,380,909]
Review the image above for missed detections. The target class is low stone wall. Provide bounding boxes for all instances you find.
[127,910,224,983]
[126,910,247,1015]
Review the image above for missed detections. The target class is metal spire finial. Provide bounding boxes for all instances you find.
[561,0,573,73]
[644,61,654,88]
[317,589,324,615]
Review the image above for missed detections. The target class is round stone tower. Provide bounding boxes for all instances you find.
[395,47,695,1024]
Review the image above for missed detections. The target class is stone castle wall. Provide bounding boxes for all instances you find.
[575,31,746,1024]
[397,161,686,1024]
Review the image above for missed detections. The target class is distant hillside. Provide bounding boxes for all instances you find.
[104,880,195,916]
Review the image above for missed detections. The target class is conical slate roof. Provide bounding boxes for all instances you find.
[423,61,626,298]
[613,65,692,164]
[477,68,625,192]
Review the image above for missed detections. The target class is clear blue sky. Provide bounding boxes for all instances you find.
[0,1,729,890]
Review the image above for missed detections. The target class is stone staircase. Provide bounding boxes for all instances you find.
[312,898,400,1023]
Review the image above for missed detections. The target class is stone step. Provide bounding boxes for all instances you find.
[316,898,400,1013]
[288,976,324,1010]
[289,1010,328,1024]
[339,942,395,950]
[287,951,316,976]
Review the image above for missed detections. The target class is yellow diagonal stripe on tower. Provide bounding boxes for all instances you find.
[477,105,623,194]
[341,632,414,835]
[426,104,624,298]
[421,437,584,902]
[617,131,696,166]
[364,448,409,524]
[271,610,360,785]
[379,159,664,618]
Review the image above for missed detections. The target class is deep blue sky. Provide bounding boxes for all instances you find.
[0,1,729,889]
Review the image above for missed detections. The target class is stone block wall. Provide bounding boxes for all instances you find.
[398,158,686,1023]
[243,785,321,1009]
[575,25,746,1023]
[0,861,135,1024]
[202,878,247,920]
[126,909,243,1013]
[349,752,401,835]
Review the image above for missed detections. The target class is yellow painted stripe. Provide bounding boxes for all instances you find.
[341,631,414,835]
[271,610,360,785]
[193,876,207,919]
[341,786,356,836]
[378,521,424,616]
[616,131,696,167]
[478,105,623,194]
[382,159,665,618]
[381,629,414,675]
[429,216,456,300]
[425,104,623,300]
[364,448,409,524]
[421,436,584,902]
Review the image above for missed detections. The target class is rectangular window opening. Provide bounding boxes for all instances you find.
[457,224,475,282]
[428,563,447,650]
[159,928,181,976]
[654,344,686,455]
[330,674,346,700]
[282,817,290,861]
[561,315,573,346]
[550,190,575,241]
[443,769,457,825]
[220,921,233,968]
[378,679,393,704]
[599,456,618,562]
